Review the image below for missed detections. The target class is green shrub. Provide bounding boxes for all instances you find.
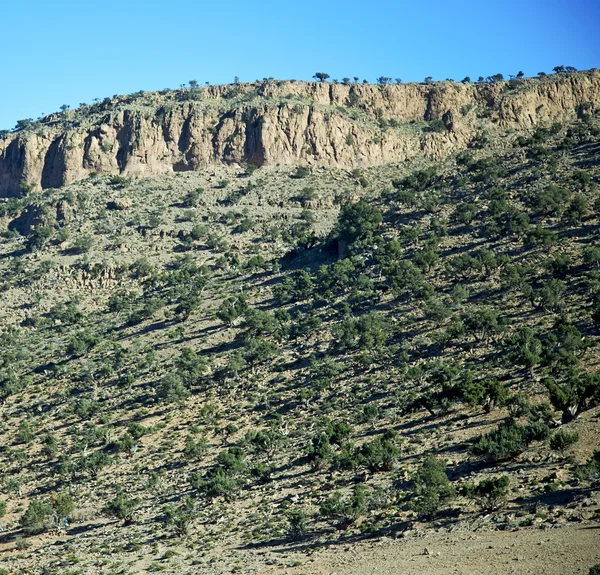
[20,499,54,534]
[163,496,199,536]
[286,508,309,540]
[20,493,74,535]
[156,373,190,404]
[291,166,310,179]
[463,475,510,510]
[190,468,242,501]
[103,492,141,524]
[573,451,600,483]
[470,418,549,462]
[411,456,454,517]
[549,429,579,453]
[319,485,367,527]
[183,435,208,460]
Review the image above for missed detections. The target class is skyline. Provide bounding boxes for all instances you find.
[1,0,599,130]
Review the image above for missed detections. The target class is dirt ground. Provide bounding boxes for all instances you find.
[259,525,600,575]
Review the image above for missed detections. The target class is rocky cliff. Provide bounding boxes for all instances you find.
[1,71,599,196]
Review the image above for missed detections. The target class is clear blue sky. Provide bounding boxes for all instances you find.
[2,0,599,131]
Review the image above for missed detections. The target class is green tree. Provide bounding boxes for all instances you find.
[412,456,455,517]
[163,496,199,536]
[463,475,510,510]
[103,491,141,525]
[336,200,383,245]
[156,373,190,404]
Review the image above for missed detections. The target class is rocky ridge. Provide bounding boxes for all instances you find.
[1,71,599,196]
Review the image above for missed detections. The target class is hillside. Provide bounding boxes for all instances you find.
[0,73,599,575]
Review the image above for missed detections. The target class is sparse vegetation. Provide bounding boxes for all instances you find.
[0,71,598,574]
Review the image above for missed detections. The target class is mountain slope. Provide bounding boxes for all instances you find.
[0,75,599,575]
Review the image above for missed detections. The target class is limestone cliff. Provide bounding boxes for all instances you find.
[1,71,599,196]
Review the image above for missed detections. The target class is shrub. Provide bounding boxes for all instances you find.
[217,295,248,326]
[291,166,310,179]
[549,429,579,453]
[163,496,199,536]
[309,433,335,471]
[183,187,203,207]
[183,435,208,460]
[156,373,190,404]
[191,468,242,501]
[20,493,74,535]
[334,312,388,351]
[319,485,367,527]
[463,475,510,510]
[286,508,309,540]
[359,433,401,472]
[545,372,600,423]
[470,418,549,461]
[72,234,93,254]
[20,499,54,534]
[335,200,383,246]
[66,328,99,357]
[103,492,141,524]
[573,451,600,483]
[411,456,455,517]
[26,226,53,251]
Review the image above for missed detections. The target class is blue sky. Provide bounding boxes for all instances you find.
[1,0,599,130]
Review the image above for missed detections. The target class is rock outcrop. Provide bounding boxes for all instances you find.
[1,72,599,196]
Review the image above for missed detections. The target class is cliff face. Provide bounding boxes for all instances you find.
[1,72,599,196]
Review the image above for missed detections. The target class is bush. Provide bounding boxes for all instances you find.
[545,372,600,423]
[333,313,388,351]
[72,234,93,254]
[163,496,199,536]
[319,485,367,527]
[183,434,208,460]
[20,493,74,535]
[20,499,54,534]
[156,373,190,404]
[470,418,549,461]
[217,295,248,326]
[463,475,510,510]
[335,200,383,245]
[103,492,141,524]
[26,226,53,251]
[66,328,99,357]
[286,508,309,540]
[183,187,203,207]
[573,450,600,483]
[411,456,454,517]
[191,468,242,501]
[549,429,579,453]
[309,433,335,471]
[291,166,310,179]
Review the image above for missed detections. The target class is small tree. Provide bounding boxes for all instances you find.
[103,492,141,525]
[163,496,199,536]
[463,475,510,510]
[313,72,330,82]
[156,373,190,404]
[412,456,454,517]
[320,485,368,528]
[549,429,579,454]
[286,508,309,540]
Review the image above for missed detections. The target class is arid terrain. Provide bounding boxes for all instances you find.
[0,71,599,575]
